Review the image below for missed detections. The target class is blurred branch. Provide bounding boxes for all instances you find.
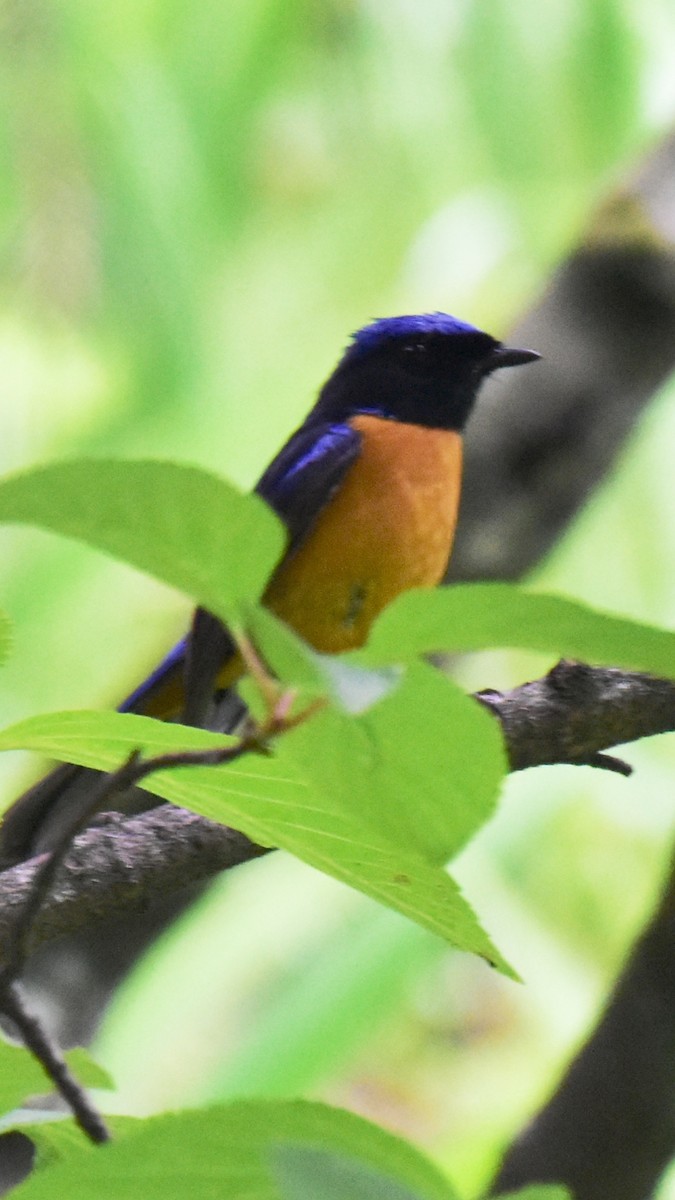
[453,130,675,582]
[0,659,672,963]
[455,128,675,1200]
[489,846,675,1200]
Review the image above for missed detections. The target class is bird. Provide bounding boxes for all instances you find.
[0,312,539,865]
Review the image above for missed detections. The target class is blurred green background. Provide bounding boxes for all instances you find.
[2,0,675,1195]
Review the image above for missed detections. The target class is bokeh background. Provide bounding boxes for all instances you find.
[3,0,675,1194]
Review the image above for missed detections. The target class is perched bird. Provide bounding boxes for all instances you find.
[0,313,539,864]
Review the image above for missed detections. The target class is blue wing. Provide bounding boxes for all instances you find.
[119,421,362,720]
[255,420,361,554]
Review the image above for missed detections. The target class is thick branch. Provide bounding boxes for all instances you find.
[478,659,675,771]
[0,659,672,960]
[0,808,266,963]
[0,738,291,1142]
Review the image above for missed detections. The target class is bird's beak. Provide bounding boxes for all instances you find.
[487,345,541,372]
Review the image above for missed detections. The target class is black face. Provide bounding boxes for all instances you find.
[313,325,537,433]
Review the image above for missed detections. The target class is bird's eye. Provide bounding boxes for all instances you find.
[394,338,438,374]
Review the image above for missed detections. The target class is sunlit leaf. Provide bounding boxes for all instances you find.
[0,460,284,626]
[0,708,512,973]
[243,606,508,862]
[0,1044,59,1117]
[361,584,675,679]
[16,1101,459,1200]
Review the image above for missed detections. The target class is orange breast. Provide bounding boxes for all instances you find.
[263,414,463,653]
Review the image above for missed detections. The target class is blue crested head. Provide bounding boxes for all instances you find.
[348,312,484,358]
[312,312,538,433]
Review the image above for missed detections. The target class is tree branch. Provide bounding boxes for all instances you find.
[452,130,675,584]
[477,659,675,772]
[0,659,672,961]
[0,731,288,1143]
[0,806,266,965]
[1,658,673,1191]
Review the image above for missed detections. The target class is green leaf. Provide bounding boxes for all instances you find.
[21,1117,98,1169]
[11,1101,459,1200]
[0,709,512,974]
[361,583,675,678]
[240,608,508,862]
[62,1051,113,1093]
[0,711,241,787]
[0,459,285,625]
[0,1043,61,1117]
[352,661,506,863]
[0,1042,107,1125]
[271,668,505,867]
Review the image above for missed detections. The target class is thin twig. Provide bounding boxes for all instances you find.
[582,751,633,776]
[0,659,673,969]
[0,704,310,1146]
[0,983,110,1146]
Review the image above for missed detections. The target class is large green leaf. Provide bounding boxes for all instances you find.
[19,1101,458,1200]
[0,460,284,625]
[244,605,508,863]
[361,583,675,678]
[272,665,506,867]
[0,708,512,974]
[352,661,506,862]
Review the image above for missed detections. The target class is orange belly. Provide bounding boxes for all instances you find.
[142,416,463,717]
[263,415,463,653]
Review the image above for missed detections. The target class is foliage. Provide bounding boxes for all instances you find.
[10,1099,570,1200]
[2,458,675,973]
[0,455,673,1192]
[0,1043,107,1119]
[2,0,675,1195]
